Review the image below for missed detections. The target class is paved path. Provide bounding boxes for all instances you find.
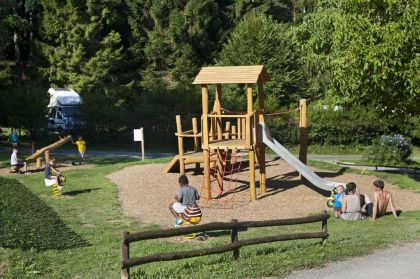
[280,242,420,279]
[50,149,174,159]
[1,147,419,173]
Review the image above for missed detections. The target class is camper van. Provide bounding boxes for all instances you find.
[46,88,86,133]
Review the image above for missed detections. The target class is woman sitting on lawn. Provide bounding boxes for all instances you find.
[341,182,363,221]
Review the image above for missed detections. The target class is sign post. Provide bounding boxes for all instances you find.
[133,128,144,161]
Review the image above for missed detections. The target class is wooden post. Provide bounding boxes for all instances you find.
[231,125,237,140]
[121,231,130,279]
[44,150,50,164]
[231,219,239,260]
[176,115,185,175]
[202,85,211,200]
[224,121,231,140]
[237,118,241,139]
[215,84,223,140]
[36,157,42,168]
[247,84,256,201]
[241,118,246,140]
[249,149,256,201]
[258,80,266,193]
[299,99,308,181]
[321,211,328,244]
[245,115,251,148]
[141,128,145,162]
[192,117,200,170]
[216,148,224,191]
[299,99,308,165]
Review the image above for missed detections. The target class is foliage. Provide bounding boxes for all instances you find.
[0,0,418,147]
[267,113,300,145]
[0,82,48,139]
[308,105,387,146]
[39,0,127,93]
[295,0,420,118]
[365,134,412,165]
[217,12,307,110]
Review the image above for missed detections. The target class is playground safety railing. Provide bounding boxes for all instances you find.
[205,112,256,146]
[120,211,329,279]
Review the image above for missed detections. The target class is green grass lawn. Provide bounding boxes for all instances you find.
[1,159,420,278]
[309,160,420,193]
[338,158,420,169]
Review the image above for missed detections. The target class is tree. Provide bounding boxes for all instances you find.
[39,0,127,93]
[295,0,420,117]
[0,0,41,86]
[217,12,306,110]
[233,0,294,22]
[138,0,228,89]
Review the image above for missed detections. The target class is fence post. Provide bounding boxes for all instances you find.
[121,231,130,279]
[231,219,239,259]
[321,211,328,244]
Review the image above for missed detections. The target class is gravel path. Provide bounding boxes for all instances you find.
[108,159,420,227]
[281,242,420,279]
[0,163,92,176]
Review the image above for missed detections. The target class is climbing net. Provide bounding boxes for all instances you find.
[200,150,249,209]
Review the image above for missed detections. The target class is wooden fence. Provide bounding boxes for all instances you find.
[120,211,329,279]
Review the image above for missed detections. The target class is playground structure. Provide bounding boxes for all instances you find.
[25,135,72,168]
[167,65,309,201]
[164,116,213,173]
[166,65,344,202]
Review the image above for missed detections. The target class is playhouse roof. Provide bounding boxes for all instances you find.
[192,65,271,85]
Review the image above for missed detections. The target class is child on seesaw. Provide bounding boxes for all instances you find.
[169,175,201,227]
[44,157,65,197]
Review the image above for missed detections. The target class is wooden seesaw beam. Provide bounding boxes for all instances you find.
[25,135,72,161]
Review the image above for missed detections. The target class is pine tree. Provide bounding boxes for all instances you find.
[39,0,127,93]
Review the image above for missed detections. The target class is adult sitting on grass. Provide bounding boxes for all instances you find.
[169,175,201,227]
[341,182,363,221]
[365,180,398,221]
[10,148,27,174]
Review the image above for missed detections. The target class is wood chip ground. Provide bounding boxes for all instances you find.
[108,160,420,227]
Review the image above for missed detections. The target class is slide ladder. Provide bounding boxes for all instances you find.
[260,124,344,191]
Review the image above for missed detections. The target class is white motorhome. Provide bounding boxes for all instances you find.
[46,88,86,133]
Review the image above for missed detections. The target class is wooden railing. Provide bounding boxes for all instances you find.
[205,112,256,147]
[120,211,329,279]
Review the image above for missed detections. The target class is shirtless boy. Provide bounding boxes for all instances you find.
[370,180,398,221]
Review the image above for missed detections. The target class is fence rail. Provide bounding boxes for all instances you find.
[121,211,329,279]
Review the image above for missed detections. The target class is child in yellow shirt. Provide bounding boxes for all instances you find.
[72,135,86,164]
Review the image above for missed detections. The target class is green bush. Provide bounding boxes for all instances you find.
[365,134,412,165]
[308,105,387,146]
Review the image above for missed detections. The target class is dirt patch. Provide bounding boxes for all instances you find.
[108,160,420,227]
[0,262,8,276]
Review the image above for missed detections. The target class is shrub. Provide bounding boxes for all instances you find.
[308,105,388,146]
[365,134,412,165]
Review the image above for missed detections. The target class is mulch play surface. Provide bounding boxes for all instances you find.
[109,159,420,227]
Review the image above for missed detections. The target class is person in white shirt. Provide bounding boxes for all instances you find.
[10,148,27,173]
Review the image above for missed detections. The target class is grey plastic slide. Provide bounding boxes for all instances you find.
[260,124,344,191]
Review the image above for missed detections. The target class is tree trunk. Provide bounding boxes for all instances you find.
[13,4,23,85]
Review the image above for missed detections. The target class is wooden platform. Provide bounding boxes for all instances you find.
[208,139,248,150]
[164,152,217,173]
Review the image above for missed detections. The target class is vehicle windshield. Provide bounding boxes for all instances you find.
[61,106,83,117]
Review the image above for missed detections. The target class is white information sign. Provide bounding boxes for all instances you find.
[133,128,144,142]
[133,128,145,161]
